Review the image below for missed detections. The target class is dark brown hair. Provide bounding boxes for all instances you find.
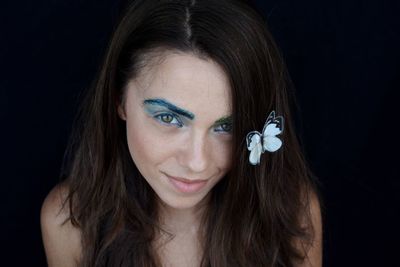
[61,0,320,266]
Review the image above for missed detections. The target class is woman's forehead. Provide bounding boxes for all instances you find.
[128,52,232,121]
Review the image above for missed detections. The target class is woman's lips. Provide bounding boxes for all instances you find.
[165,174,208,194]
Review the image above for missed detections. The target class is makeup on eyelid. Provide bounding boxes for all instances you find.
[143,98,195,120]
[143,104,183,128]
[142,98,233,132]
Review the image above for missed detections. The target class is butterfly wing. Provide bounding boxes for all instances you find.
[246,131,261,151]
[249,142,263,165]
[262,110,284,136]
[246,131,263,165]
[262,110,284,152]
[263,135,282,152]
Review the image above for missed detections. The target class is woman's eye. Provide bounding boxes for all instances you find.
[154,113,183,127]
[214,123,233,133]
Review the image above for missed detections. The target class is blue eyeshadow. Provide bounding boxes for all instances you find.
[143,98,195,120]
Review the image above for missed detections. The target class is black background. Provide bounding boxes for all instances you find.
[1,0,399,266]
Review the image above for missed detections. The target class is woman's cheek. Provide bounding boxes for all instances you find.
[210,137,232,171]
[126,117,174,168]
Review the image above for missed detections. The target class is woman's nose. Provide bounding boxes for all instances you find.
[181,131,210,174]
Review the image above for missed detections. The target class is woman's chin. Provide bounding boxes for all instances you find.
[157,194,210,212]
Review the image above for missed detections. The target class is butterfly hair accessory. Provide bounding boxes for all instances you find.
[246,110,284,165]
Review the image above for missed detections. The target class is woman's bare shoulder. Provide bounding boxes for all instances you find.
[40,182,82,267]
[292,189,323,267]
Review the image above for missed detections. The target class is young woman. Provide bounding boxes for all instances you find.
[41,0,322,266]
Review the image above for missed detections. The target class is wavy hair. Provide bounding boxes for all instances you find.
[60,0,320,266]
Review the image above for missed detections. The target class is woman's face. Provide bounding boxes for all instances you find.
[118,51,232,210]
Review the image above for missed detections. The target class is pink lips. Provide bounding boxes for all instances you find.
[165,174,208,194]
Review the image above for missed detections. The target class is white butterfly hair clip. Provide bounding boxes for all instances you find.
[246,110,284,165]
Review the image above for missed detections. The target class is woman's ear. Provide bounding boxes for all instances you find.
[117,103,127,120]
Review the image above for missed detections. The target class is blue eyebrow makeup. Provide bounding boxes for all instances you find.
[143,98,195,120]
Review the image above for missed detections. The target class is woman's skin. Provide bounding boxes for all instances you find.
[41,51,322,267]
[117,51,233,266]
[41,183,82,267]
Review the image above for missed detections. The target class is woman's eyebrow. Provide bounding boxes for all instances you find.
[213,115,232,125]
[143,98,195,120]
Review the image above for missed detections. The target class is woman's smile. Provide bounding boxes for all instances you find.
[164,173,209,194]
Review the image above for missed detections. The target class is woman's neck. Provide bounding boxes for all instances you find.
[157,196,209,236]
[152,195,210,266]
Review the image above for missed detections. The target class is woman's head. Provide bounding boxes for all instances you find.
[64,0,317,266]
[100,0,292,208]
[117,51,233,210]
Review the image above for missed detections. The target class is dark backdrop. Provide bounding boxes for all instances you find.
[1,0,399,266]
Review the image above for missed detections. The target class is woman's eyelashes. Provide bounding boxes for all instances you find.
[153,112,183,127]
[214,123,233,133]
[213,116,233,134]
[143,99,188,128]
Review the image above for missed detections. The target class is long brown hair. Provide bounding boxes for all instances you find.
[60,0,320,266]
